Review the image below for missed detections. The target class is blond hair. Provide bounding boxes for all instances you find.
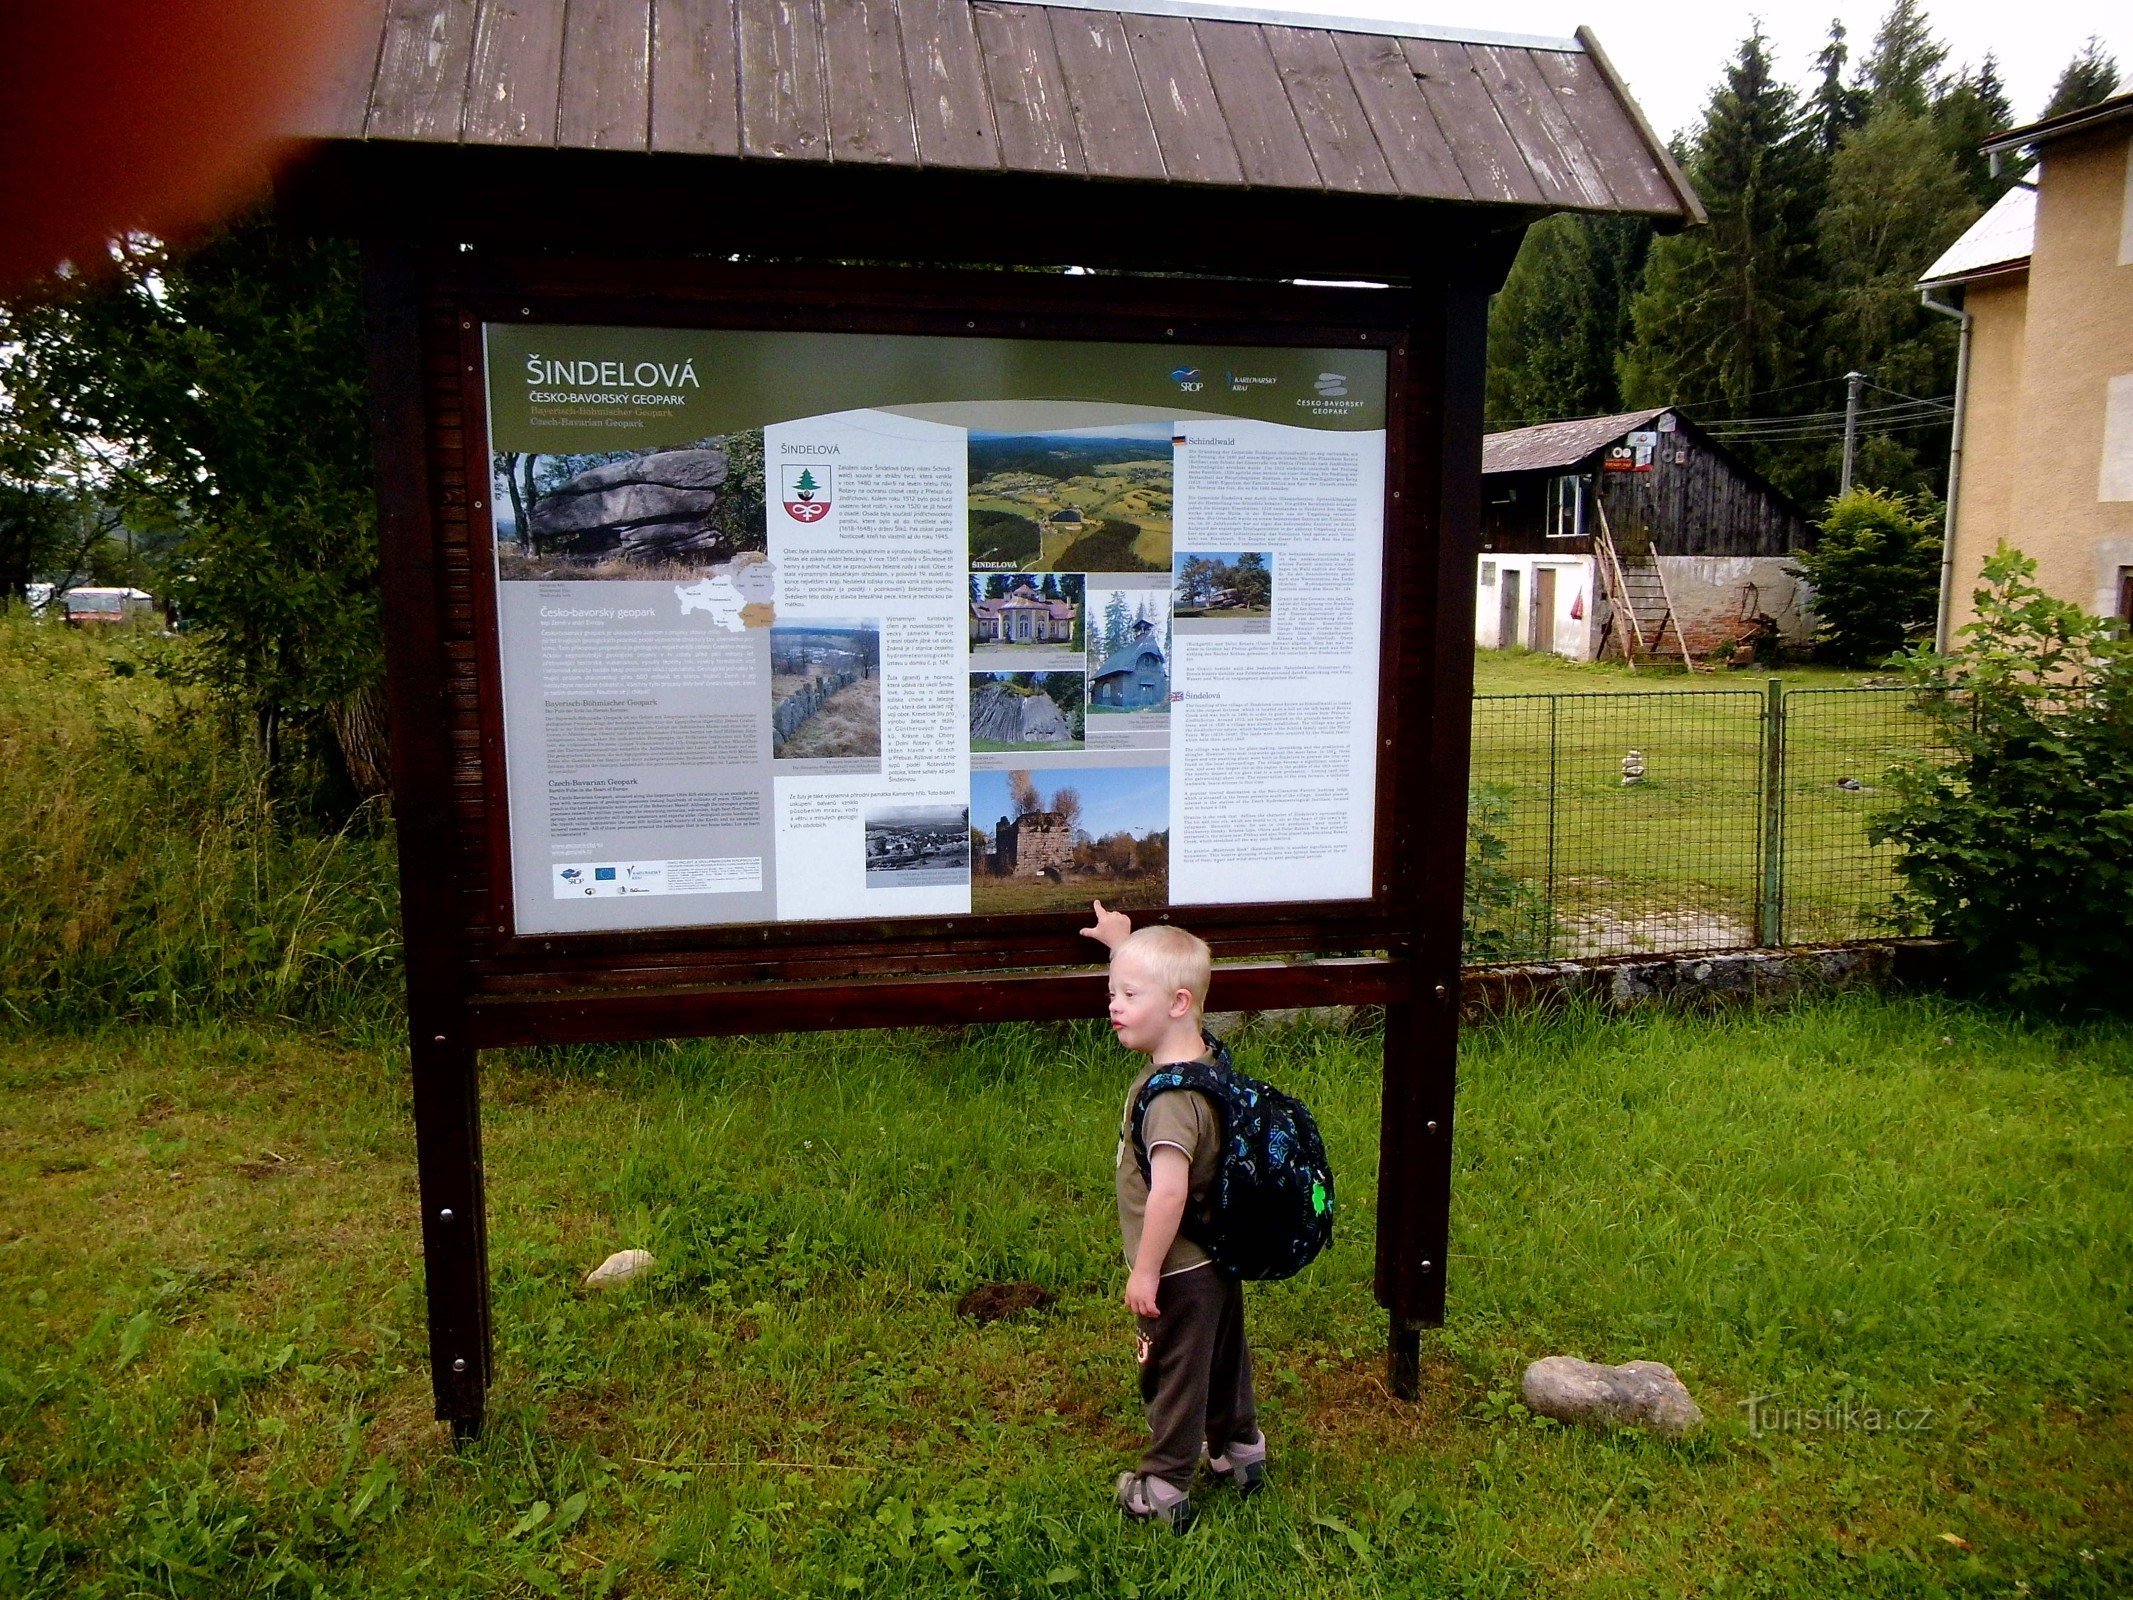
[1113,924,1211,1017]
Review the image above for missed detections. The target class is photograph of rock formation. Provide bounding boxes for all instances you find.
[969,672,1085,753]
[492,431,766,580]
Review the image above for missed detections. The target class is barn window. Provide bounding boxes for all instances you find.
[1547,475,1587,538]
[1480,561,1497,586]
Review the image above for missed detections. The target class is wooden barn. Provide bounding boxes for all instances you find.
[1478,408,1811,662]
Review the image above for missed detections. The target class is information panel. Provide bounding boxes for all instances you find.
[481,326,1387,935]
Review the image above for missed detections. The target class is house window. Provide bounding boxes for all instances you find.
[1547,475,1587,538]
[2118,567,2133,627]
[1480,561,1498,586]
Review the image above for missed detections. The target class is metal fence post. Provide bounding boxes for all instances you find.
[1758,677,1786,947]
[1544,694,1559,959]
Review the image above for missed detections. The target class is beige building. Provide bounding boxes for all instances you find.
[1920,91,2133,643]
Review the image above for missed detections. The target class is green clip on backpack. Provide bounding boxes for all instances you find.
[1128,1031,1335,1281]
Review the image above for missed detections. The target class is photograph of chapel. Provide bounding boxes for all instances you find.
[968,572,1084,670]
[1087,589,1170,712]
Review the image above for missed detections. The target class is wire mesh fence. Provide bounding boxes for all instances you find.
[1466,684,1952,961]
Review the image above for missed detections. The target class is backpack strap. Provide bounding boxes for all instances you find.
[1128,1055,1229,1189]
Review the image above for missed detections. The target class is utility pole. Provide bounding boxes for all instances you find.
[1839,370,1865,494]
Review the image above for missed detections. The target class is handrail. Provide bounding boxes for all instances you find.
[1648,543,1699,673]
[1590,496,1646,667]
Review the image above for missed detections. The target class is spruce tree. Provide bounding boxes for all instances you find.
[2042,37,2120,118]
[1486,214,1649,426]
[1809,19,1870,156]
[1932,58,2017,206]
[1618,33,1824,421]
[1863,0,1947,115]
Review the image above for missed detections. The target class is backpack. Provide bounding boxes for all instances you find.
[1128,1031,1335,1282]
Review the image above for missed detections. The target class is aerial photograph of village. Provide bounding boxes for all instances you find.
[966,424,1173,572]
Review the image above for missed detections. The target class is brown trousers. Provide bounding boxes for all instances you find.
[1134,1264,1257,1491]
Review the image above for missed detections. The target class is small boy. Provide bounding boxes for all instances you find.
[1082,900,1268,1533]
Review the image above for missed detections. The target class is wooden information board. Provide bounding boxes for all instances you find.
[363,252,1489,1434]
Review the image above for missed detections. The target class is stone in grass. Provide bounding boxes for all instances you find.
[582,1249,657,1290]
[1520,1356,1703,1438]
[956,1281,1056,1322]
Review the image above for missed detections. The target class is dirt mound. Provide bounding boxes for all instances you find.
[956,1281,1056,1322]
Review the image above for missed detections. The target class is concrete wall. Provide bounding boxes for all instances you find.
[1475,554,1596,657]
[1947,129,2133,633]
[1657,556,1816,656]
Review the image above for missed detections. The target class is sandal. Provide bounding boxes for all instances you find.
[1205,1431,1268,1495]
[1115,1471,1194,1533]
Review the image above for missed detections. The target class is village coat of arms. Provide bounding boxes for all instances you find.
[781,465,832,522]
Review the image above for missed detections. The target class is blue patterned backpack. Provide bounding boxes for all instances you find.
[1128,1032,1335,1282]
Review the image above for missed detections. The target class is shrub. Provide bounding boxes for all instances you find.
[1873,545,2133,1008]
[1790,488,1943,662]
[0,615,400,1029]
[1464,785,1549,961]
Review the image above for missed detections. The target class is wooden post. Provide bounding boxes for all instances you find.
[363,242,495,1436]
[1375,244,1503,1398]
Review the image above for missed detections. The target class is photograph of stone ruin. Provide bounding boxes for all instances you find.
[969,672,1084,753]
[968,572,1083,670]
[864,805,970,888]
[967,425,1172,572]
[771,621,880,761]
[492,431,766,580]
[970,766,1168,915]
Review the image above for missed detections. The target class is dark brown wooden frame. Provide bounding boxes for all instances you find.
[361,241,1502,1436]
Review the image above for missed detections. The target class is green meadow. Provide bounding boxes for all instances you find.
[4,1000,2129,1598]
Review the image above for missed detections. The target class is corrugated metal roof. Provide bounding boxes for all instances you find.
[292,0,1700,222]
[1481,407,1667,474]
[1918,182,2035,288]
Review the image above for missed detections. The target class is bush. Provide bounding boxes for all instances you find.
[1790,488,1943,662]
[1874,546,2133,1008]
[1464,785,1549,961]
[0,615,400,1029]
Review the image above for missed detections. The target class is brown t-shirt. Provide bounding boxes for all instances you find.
[1115,1061,1221,1275]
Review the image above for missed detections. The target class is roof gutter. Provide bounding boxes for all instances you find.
[1920,284,1971,652]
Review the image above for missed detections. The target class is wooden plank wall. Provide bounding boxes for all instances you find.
[1480,433,1806,558]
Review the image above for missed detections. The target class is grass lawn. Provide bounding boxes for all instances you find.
[4,997,2128,1597]
[1472,649,1885,697]
[1467,652,1942,956]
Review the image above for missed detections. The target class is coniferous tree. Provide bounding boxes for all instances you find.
[1618,33,1824,421]
[1932,57,2017,206]
[1809,19,1871,156]
[1863,0,1947,115]
[2042,37,2120,118]
[1486,214,1649,426]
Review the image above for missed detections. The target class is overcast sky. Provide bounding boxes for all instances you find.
[1212,0,2121,142]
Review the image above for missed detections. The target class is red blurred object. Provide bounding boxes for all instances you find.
[0,0,365,295]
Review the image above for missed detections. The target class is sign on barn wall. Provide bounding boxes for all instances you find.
[478,324,1390,938]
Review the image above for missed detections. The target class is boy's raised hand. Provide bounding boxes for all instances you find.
[1080,899,1133,951]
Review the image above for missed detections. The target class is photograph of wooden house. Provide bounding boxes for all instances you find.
[968,572,1083,670]
[1479,408,1811,663]
[1172,550,1273,635]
